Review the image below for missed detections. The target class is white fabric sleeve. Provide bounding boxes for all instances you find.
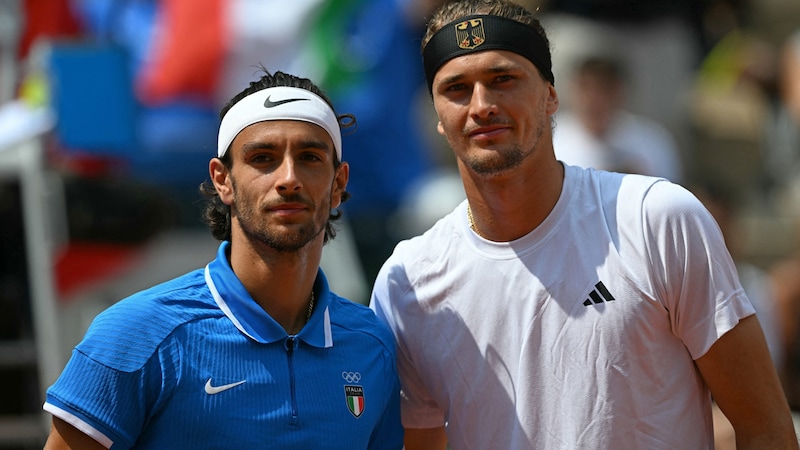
[641,180,755,359]
[370,256,446,429]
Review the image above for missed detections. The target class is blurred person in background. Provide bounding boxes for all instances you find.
[370,0,798,448]
[763,29,800,213]
[41,69,402,449]
[538,0,708,143]
[553,54,683,182]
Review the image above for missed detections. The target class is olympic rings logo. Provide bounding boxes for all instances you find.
[342,371,361,383]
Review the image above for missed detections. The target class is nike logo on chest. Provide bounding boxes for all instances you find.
[205,378,246,394]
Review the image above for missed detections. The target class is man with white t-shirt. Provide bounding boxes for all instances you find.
[369,0,798,448]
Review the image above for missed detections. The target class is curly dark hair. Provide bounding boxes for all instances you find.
[199,68,355,244]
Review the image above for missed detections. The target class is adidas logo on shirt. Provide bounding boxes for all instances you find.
[583,281,615,306]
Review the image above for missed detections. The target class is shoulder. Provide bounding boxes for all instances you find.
[328,294,397,353]
[76,268,218,371]
[374,206,462,293]
[571,168,708,232]
[622,174,710,228]
[389,205,462,264]
[580,168,691,210]
[636,178,709,224]
[569,165,657,205]
[607,175,722,264]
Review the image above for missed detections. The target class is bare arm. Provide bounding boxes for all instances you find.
[404,426,448,450]
[44,417,107,450]
[695,315,799,449]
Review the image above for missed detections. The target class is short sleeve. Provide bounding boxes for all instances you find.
[641,181,755,359]
[371,257,447,429]
[44,348,159,449]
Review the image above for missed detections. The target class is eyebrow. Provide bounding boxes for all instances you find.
[240,139,331,154]
[241,142,275,151]
[436,63,518,88]
[437,73,466,88]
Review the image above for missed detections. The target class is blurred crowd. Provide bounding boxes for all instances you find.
[1,0,800,440]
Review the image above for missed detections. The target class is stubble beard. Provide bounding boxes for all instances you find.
[460,121,544,176]
[233,183,329,253]
[463,144,525,175]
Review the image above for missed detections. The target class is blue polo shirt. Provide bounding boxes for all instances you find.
[44,241,403,449]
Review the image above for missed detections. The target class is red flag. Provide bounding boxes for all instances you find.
[136,0,227,105]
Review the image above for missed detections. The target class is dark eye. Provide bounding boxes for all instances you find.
[301,152,323,161]
[445,83,467,92]
[249,153,273,164]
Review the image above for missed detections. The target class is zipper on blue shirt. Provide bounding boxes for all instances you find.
[284,336,300,426]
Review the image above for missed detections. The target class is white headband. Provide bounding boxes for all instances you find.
[217,86,342,160]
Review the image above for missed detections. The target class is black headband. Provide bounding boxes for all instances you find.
[422,15,554,93]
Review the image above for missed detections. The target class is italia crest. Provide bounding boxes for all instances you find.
[344,385,365,418]
[455,18,485,49]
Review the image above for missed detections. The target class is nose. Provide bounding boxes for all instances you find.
[275,157,302,192]
[469,83,498,119]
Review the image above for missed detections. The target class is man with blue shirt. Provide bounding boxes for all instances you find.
[42,69,403,449]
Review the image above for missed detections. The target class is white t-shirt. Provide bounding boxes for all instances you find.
[371,164,754,449]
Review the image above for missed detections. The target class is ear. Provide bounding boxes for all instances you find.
[437,120,445,137]
[546,84,560,116]
[330,162,349,210]
[209,158,234,205]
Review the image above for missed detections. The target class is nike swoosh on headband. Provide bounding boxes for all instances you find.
[218,86,342,159]
[204,378,247,395]
[263,96,310,108]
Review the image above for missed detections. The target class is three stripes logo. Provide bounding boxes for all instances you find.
[583,281,615,306]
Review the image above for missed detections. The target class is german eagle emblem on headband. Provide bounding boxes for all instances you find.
[456,18,485,49]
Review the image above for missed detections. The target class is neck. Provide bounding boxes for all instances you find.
[228,232,322,334]
[463,157,564,242]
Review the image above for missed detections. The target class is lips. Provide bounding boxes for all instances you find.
[269,203,308,215]
[467,125,509,140]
